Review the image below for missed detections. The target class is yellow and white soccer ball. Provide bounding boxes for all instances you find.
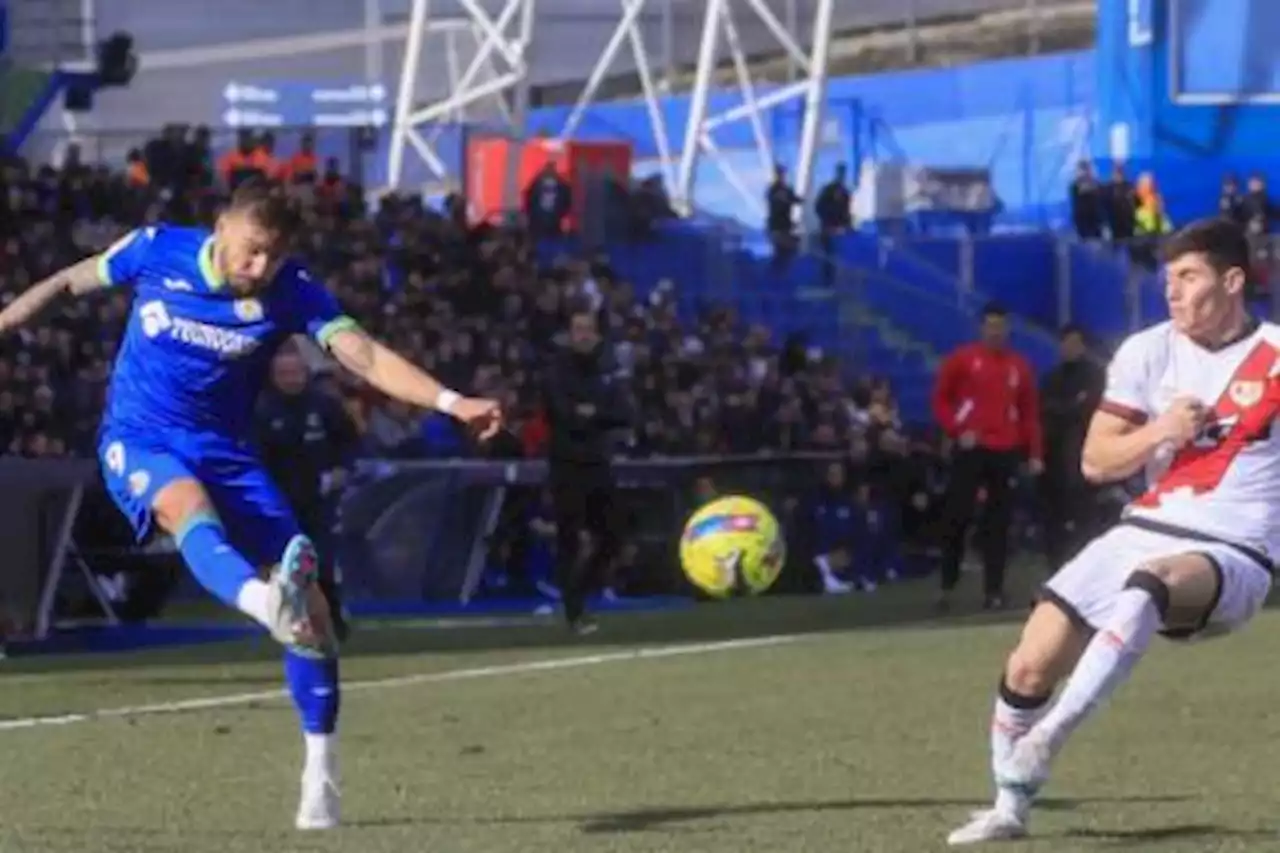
[679,495,786,597]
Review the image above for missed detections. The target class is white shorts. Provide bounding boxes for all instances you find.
[1041,520,1273,640]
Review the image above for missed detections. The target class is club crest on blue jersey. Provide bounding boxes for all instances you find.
[234,297,265,322]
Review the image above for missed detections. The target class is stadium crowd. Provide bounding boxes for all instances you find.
[0,128,967,610]
[0,128,923,468]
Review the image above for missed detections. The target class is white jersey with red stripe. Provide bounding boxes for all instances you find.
[1098,318,1280,558]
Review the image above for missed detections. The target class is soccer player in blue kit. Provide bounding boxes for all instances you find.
[0,180,502,830]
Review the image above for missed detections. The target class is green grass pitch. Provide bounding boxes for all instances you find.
[2,577,1279,853]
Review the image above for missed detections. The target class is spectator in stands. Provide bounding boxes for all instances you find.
[316,157,345,201]
[931,303,1042,612]
[286,132,320,185]
[1241,172,1272,237]
[364,398,422,457]
[1219,173,1244,225]
[810,460,856,595]
[218,130,260,189]
[125,149,149,188]
[251,131,282,181]
[815,163,853,285]
[628,175,675,240]
[1104,162,1136,243]
[1069,160,1104,241]
[1133,171,1172,267]
[766,164,800,268]
[525,162,572,240]
[1038,324,1105,569]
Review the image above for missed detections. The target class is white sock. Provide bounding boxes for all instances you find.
[304,732,337,778]
[991,689,1051,816]
[235,579,273,627]
[1030,588,1161,750]
[814,555,839,585]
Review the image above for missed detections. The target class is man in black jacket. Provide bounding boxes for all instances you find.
[255,346,360,639]
[1038,325,1105,569]
[544,310,631,634]
[815,163,853,287]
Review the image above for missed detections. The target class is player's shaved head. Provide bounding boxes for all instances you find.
[215,179,298,292]
[225,178,299,241]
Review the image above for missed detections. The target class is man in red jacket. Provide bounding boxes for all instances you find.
[932,303,1043,610]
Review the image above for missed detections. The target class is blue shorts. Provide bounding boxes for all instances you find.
[99,427,300,568]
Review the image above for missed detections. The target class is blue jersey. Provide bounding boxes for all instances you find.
[100,225,356,440]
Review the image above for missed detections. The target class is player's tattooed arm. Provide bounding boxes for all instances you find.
[327,326,503,438]
[326,327,448,409]
[0,256,106,334]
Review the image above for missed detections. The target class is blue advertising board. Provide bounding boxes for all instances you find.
[217,80,389,129]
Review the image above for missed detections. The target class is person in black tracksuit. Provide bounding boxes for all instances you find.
[544,310,632,634]
[255,346,359,640]
[1039,326,1106,570]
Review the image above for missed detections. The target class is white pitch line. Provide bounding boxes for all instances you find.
[0,634,805,733]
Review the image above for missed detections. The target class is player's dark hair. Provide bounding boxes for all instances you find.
[1059,323,1084,340]
[1160,217,1250,277]
[226,178,299,240]
[981,301,1007,319]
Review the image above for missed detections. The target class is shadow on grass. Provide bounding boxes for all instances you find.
[1060,823,1274,844]
[570,794,1194,835]
[340,793,1195,834]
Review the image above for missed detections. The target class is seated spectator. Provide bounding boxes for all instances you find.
[810,461,856,595]
[125,150,150,187]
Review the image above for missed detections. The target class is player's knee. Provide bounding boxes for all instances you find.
[152,477,215,535]
[1123,567,1171,619]
[1003,646,1056,698]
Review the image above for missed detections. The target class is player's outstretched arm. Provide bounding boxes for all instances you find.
[325,326,503,439]
[0,256,106,334]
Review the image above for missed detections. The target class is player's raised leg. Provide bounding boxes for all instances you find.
[1006,553,1220,779]
[947,599,1087,845]
[148,478,311,642]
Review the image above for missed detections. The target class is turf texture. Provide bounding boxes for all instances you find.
[1,577,1278,853]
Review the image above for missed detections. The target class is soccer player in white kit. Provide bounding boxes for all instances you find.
[948,218,1277,845]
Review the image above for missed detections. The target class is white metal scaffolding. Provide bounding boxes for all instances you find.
[386,0,538,192]
[387,0,835,216]
[677,0,835,219]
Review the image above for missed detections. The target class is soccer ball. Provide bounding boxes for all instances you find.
[679,495,785,597]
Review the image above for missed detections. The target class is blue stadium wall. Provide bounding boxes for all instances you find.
[1094,0,1280,225]
[524,51,1095,228]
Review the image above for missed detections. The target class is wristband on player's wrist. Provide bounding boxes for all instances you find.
[434,389,462,415]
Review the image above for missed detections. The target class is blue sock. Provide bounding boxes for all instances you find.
[284,649,341,734]
[175,512,258,608]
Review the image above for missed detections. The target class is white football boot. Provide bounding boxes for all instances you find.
[946,807,1028,845]
[265,535,327,651]
[948,731,1053,845]
[296,768,340,830]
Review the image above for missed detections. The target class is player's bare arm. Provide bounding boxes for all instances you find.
[0,255,106,334]
[1079,396,1206,483]
[325,326,503,439]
